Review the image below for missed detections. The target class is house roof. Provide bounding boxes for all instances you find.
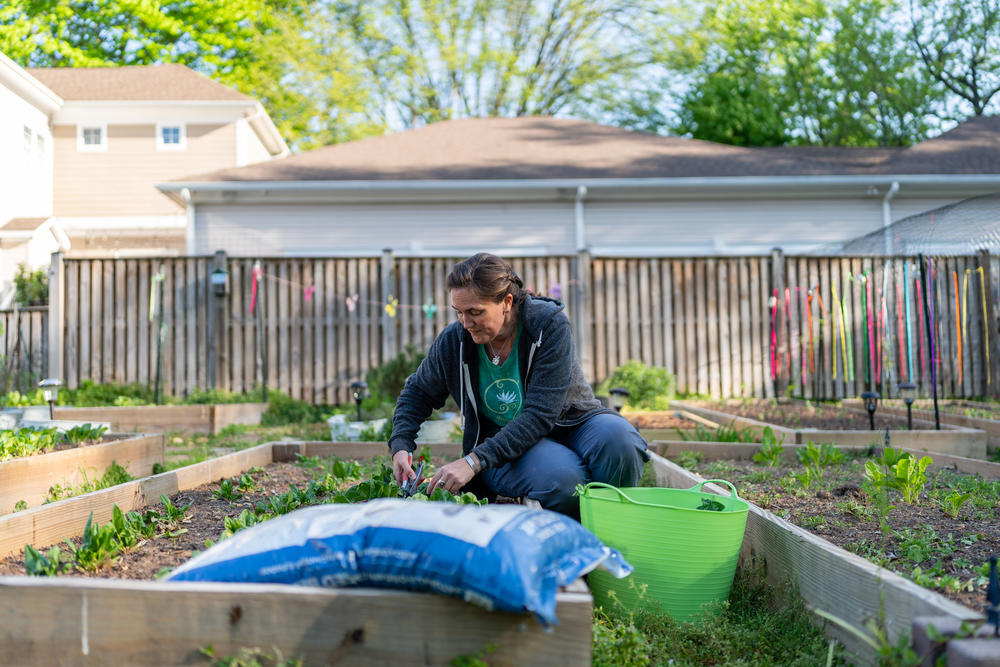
[169,116,1000,184]
[27,64,251,102]
[0,217,47,233]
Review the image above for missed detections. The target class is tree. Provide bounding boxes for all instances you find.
[664,0,938,146]
[0,1,380,149]
[325,0,654,128]
[908,0,1000,116]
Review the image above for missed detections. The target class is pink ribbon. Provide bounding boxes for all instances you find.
[250,265,263,315]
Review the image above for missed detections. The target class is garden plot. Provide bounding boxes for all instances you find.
[0,441,591,666]
[842,397,1000,454]
[673,399,988,458]
[0,428,164,513]
[52,402,268,435]
[647,450,988,665]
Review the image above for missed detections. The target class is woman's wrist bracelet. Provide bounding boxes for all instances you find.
[464,453,480,473]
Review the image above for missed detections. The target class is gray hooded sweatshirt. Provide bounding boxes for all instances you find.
[388,295,614,470]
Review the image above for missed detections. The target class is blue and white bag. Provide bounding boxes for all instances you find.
[167,499,632,625]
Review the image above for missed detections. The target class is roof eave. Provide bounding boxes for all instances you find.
[0,53,63,113]
[156,174,1000,206]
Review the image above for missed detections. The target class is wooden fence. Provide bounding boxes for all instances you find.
[0,306,48,394]
[37,251,1000,403]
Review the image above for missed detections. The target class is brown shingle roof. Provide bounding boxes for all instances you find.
[27,64,250,102]
[172,116,1000,183]
[0,217,47,232]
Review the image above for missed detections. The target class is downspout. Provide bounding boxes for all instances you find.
[882,181,900,255]
[181,187,195,255]
[574,185,587,251]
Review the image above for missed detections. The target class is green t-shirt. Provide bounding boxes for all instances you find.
[477,324,523,433]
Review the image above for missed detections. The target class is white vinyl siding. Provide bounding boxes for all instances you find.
[193,202,576,256]
[0,84,53,224]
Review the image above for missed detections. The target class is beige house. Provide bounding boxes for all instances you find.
[0,55,287,304]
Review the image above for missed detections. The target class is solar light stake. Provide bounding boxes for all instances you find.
[898,382,917,430]
[39,378,62,420]
[350,381,368,422]
[609,387,630,413]
[861,391,879,431]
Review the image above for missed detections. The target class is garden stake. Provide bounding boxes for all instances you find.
[979,266,991,385]
[919,254,940,429]
[904,262,914,382]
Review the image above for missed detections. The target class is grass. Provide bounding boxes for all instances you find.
[161,422,332,471]
[592,563,841,666]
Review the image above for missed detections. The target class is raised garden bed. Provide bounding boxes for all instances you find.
[0,441,591,665]
[646,450,990,664]
[52,403,268,436]
[842,398,1000,455]
[0,432,164,514]
[673,399,988,459]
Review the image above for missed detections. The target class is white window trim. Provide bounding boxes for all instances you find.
[156,122,187,151]
[77,124,108,152]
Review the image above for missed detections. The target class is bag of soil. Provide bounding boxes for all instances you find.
[166,499,631,626]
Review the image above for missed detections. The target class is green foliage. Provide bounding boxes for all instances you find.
[598,360,676,410]
[212,478,244,501]
[0,388,45,407]
[796,441,844,484]
[24,544,69,576]
[12,264,47,306]
[184,388,262,405]
[199,644,304,667]
[365,344,425,403]
[675,422,755,443]
[260,391,328,425]
[939,491,972,519]
[62,423,108,445]
[752,426,786,466]
[45,461,134,503]
[894,455,932,504]
[592,564,837,666]
[672,450,704,470]
[0,427,59,460]
[64,512,120,571]
[60,379,155,407]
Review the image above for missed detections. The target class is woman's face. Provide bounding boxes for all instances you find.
[450,287,512,344]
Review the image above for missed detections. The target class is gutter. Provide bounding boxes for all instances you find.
[0,53,63,114]
[155,173,1000,206]
[574,185,587,251]
[882,181,900,254]
[245,102,290,157]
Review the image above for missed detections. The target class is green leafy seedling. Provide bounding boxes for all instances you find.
[753,426,785,466]
[940,491,972,518]
[24,544,69,576]
[697,498,725,512]
[212,478,244,501]
[894,455,932,504]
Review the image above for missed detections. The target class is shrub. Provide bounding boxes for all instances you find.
[365,344,425,402]
[261,391,327,425]
[597,360,676,410]
[14,264,47,306]
[60,379,155,407]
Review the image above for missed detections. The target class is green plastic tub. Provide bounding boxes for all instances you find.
[580,480,749,621]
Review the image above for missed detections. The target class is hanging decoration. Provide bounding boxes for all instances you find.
[149,270,165,322]
[784,287,792,378]
[769,291,778,381]
[896,283,905,382]
[385,295,399,318]
[807,289,815,375]
[304,285,315,302]
[346,293,359,312]
[904,262,914,381]
[549,282,562,300]
[978,266,991,385]
[953,270,962,385]
[250,261,263,315]
[422,299,437,320]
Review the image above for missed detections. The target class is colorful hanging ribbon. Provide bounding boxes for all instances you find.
[149,270,165,322]
[784,287,792,379]
[916,273,926,384]
[904,262,914,382]
[896,283,905,382]
[345,293,359,312]
[954,270,962,385]
[422,299,437,319]
[250,261,263,315]
[978,266,991,385]
[843,282,855,382]
[385,295,399,318]
[807,289,815,375]
[832,283,847,380]
[769,291,778,381]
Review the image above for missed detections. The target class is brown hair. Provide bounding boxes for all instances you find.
[446,253,525,304]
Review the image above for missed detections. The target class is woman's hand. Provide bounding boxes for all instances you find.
[427,457,476,495]
[392,450,417,487]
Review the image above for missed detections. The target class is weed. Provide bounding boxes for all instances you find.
[752,426,785,466]
[672,450,704,470]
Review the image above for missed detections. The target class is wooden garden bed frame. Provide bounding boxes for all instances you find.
[646,447,985,664]
[842,398,1000,454]
[52,403,268,435]
[0,433,165,514]
[0,441,592,666]
[669,400,988,459]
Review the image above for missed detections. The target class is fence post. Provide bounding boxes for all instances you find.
[208,250,228,389]
[380,248,396,364]
[768,247,785,398]
[978,250,1000,397]
[573,250,593,384]
[47,251,64,382]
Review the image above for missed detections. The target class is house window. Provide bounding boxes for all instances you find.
[77,124,108,152]
[156,122,186,150]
